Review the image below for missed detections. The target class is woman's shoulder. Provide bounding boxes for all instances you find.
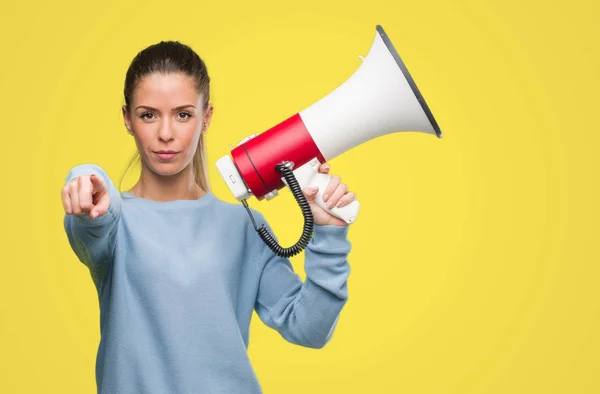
[212,197,273,245]
[211,195,264,227]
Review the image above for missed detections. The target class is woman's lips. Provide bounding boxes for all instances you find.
[154,151,178,161]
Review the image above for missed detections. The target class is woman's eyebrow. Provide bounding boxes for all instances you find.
[135,105,196,111]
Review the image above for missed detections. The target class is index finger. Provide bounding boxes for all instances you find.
[89,173,107,193]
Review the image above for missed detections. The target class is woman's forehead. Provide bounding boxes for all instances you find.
[133,73,201,104]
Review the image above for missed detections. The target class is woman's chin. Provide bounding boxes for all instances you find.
[150,162,185,177]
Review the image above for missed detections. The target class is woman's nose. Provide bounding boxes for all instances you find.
[158,120,174,142]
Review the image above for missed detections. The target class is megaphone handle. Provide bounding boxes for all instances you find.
[305,172,360,224]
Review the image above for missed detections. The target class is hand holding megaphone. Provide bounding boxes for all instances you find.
[301,162,358,227]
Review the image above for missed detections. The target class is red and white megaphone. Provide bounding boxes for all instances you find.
[216,25,443,256]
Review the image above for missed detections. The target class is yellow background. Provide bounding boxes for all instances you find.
[1,0,598,392]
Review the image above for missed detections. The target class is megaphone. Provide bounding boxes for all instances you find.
[216,25,443,257]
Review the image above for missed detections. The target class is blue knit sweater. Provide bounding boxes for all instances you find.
[63,164,352,394]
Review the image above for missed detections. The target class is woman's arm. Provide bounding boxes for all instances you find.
[253,212,352,349]
[63,164,122,274]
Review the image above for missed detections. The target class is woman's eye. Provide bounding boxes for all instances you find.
[140,113,154,120]
[177,112,192,120]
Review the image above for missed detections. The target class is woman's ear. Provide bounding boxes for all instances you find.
[122,105,133,135]
[202,103,214,133]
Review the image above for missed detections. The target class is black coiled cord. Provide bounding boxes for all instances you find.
[242,161,314,258]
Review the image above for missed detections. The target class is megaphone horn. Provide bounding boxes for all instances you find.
[216,25,443,256]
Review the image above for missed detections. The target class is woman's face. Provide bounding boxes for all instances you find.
[122,72,212,177]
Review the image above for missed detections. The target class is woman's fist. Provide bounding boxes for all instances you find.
[302,163,356,227]
[62,174,110,219]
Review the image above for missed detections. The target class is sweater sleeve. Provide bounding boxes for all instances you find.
[63,164,122,275]
[253,211,352,349]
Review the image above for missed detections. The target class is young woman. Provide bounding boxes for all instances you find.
[62,41,356,394]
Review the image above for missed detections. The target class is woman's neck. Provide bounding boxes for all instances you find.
[128,165,205,202]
